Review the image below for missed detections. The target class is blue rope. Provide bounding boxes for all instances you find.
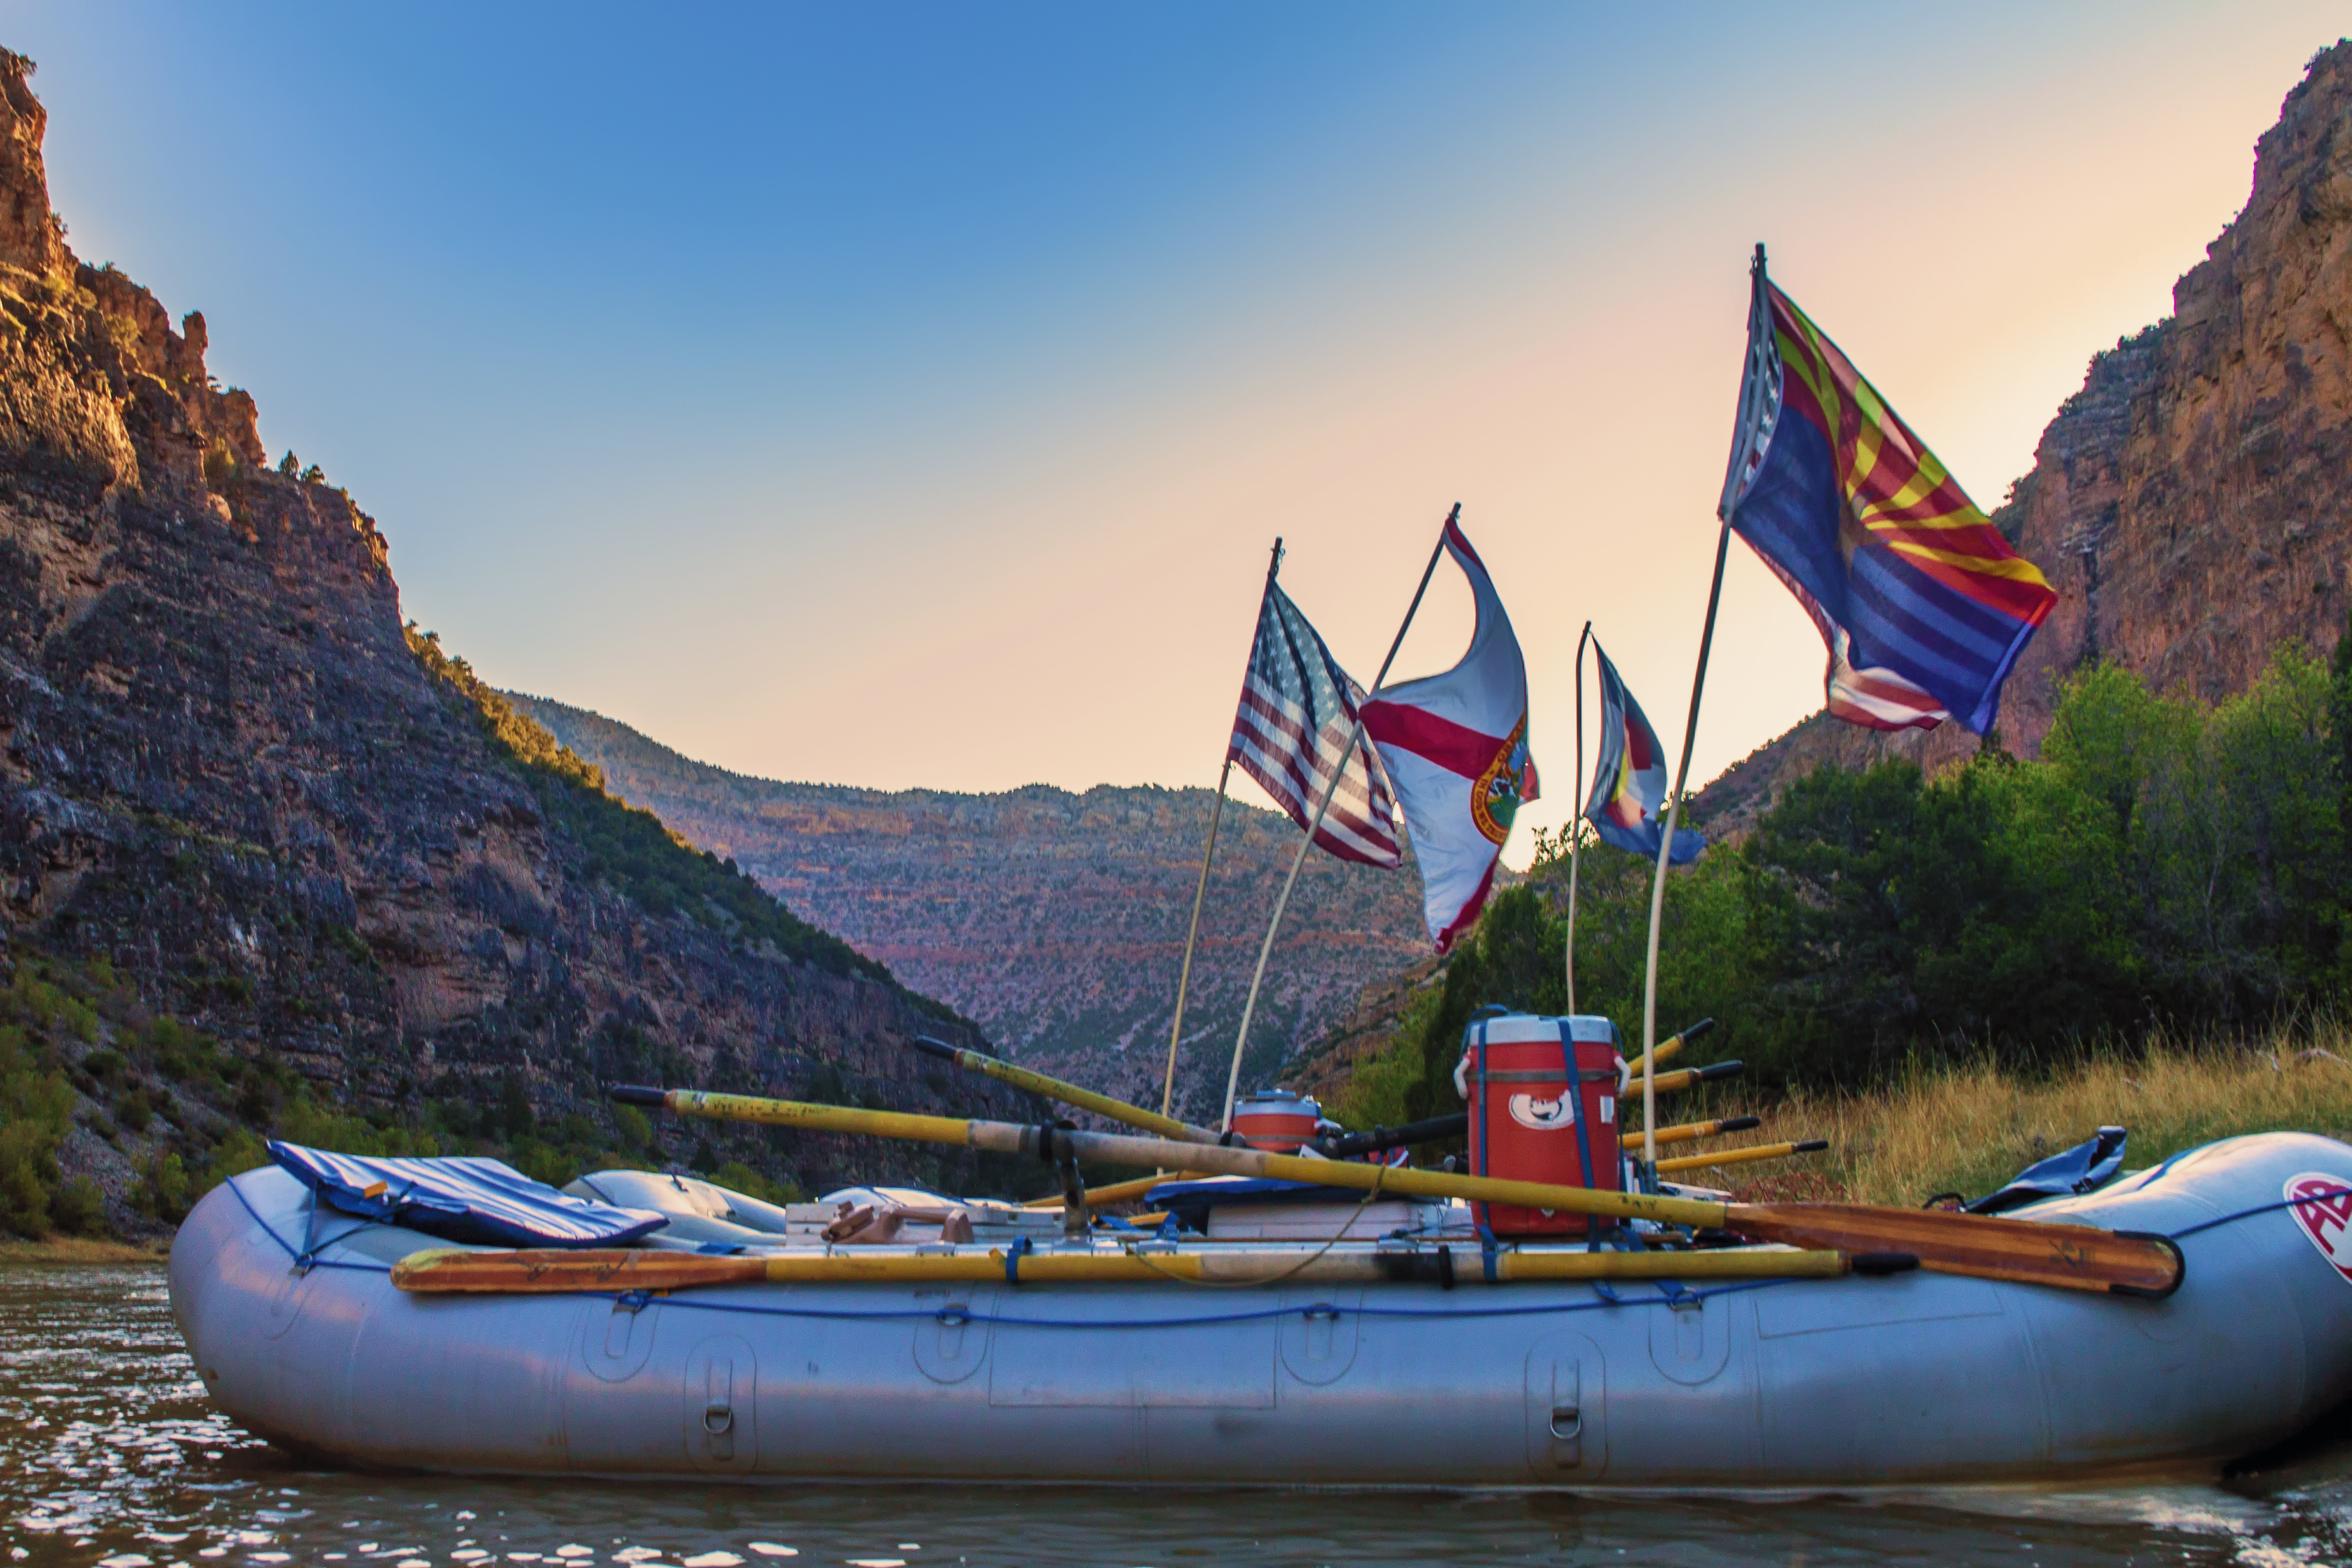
[227,1175,392,1275]
[226,1167,2352,1332]
[2167,1183,2352,1242]
[606,1273,1802,1330]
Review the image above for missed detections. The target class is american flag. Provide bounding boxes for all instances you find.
[1228,582,1403,868]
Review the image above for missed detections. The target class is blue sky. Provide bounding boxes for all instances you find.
[2,3,2343,859]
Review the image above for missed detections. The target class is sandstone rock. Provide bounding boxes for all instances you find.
[1696,41,2352,836]
[508,694,1433,1124]
[0,53,1034,1190]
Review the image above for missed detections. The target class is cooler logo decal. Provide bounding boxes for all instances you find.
[2284,1172,2352,1285]
[1508,1093,1574,1130]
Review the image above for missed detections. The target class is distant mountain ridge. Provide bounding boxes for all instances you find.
[506,694,1431,1121]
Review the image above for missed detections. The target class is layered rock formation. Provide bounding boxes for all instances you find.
[507,695,1431,1122]
[0,52,1028,1201]
[1696,40,2352,834]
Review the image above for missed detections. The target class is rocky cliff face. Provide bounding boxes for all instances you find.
[0,53,1029,1205]
[1697,40,2352,834]
[507,695,1432,1123]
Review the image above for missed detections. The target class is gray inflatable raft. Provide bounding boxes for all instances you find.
[169,1131,2352,1486]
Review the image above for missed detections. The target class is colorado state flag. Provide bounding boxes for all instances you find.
[1720,249,2056,735]
[1583,639,1703,865]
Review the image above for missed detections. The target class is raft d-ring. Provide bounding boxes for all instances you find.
[1303,1303,1339,1321]
[936,1306,971,1328]
[702,1402,734,1436]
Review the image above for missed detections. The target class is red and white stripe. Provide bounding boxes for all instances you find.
[1230,676,1401,867]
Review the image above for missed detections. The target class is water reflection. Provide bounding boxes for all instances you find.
[1,1263,2349,1566]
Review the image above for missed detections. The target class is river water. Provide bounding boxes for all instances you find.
[4,1263,2350,1567]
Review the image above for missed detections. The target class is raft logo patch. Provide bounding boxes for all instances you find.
[1508,1093,1574,1130]
[2283,1172,2352,1285]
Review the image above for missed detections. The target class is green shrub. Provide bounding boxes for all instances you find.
[50,1177,104,1236]
[135,1152,189,1222]
[1337,627,2352,1110]
[0,1120,54,1234]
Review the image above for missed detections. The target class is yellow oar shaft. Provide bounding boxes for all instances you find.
[621,1088,2183,1296]
[1626,1115,1762,1149]
[1656,1140,1826,1174]
[652,1087,1729,1228]
[392,1243,1849,1293]
[913,1038,1216,1143]
[1021,1172,1208,1211]
[1624,1017,1714,1085]
[1625,1035,1685,1085]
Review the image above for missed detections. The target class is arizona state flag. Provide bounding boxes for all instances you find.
[1361,517,1538,952]
[1583,640,1703,865]
[1721,251,2056,734]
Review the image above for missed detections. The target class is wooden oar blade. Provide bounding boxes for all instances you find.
[1725,1204,2182,1297]
[391,1247,761,1295]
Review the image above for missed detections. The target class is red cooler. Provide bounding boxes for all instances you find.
[1456,1013,1625,1237]
[1230,1089,1321,1153]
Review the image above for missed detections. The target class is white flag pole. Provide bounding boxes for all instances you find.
[1161,761,1231,1120]
[1160,540,1283,1118]
[1564,620,1592,1017]
[1639,525,1730,1177]
[1640,242,1769,1179]
[1218,505,1457,1130]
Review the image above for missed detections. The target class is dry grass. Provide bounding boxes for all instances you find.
[0,1235,168,1264]
[1643,1032,2352,1208]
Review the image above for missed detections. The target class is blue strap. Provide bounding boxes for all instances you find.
[2169,1183,2352,1241]
[1478,1223,1501,1283]
[226,1175,390,1276]
[1473,1018,1491,1233]
[1003,1235,1032,1285]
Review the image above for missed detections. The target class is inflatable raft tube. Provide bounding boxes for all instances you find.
[169,1131,2352,1487]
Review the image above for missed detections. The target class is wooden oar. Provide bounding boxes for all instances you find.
[908,1036,1218,1143]
[611,1086,2185,1297]
[1657,1139,1828,1174]
[391,1243,1860,1293]
[1630,1115,1762,1149]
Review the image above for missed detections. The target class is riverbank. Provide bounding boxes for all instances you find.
[1686,1035,2352,1206]
[0,1235,169,1264]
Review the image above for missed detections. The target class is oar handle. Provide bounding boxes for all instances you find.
[1718,1115,1761,1134]
[612,1085,668,1108]
[907,1035,965,1063]
[1314,1112,1468,1160]
[1695,1060,1744,1084]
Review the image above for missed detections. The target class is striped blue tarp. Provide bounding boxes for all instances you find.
[266,1141,670,1248]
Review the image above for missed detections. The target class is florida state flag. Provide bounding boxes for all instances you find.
[1361,517,1538,952]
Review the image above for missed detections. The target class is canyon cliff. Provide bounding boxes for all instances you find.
[505,695,1430,1123]
[0,51,1029,1216]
